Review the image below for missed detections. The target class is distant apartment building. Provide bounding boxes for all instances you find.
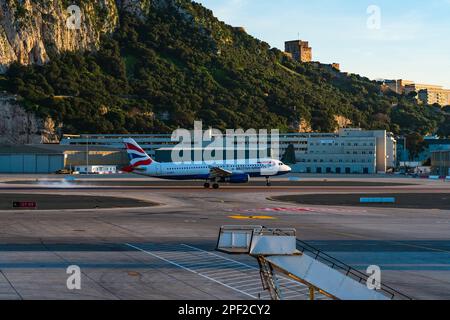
[417,88,450,106]
[404,83,444,96]
[285,40,312,63]
[384,80,450,106]
[384,79,415,94]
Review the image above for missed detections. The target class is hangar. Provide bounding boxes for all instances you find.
[0,145,64,173]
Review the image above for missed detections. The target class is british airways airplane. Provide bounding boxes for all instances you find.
[122,138,292,189]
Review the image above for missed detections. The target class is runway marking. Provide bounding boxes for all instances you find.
[125,243,257,299]
[234,207,369,214]
[125,243,328,300]
[228,215,277,220]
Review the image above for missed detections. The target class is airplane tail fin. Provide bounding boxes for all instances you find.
[122,138,156,172]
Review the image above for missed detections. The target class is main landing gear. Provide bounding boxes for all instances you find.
[204,182,220,189]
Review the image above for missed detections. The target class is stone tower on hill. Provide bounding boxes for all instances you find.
[285,40,312,63]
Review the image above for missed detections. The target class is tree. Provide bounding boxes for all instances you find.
[405,133,426,161]
[281,144,296,164]
[437,116,450,138]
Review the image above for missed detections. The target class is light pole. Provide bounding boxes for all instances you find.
[86,134,89,175]
[403,136,408,173]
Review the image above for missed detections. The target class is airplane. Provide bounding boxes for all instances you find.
[121,138,292,189]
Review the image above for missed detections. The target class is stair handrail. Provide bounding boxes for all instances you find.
[271,228,412,300]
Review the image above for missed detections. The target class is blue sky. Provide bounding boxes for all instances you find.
[196,0,450,88]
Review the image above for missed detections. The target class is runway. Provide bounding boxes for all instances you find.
[0,175,449,300]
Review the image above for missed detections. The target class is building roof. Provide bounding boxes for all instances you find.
[0,145,64,154]
[36,144,123,152]
[0,144,123,154]
[425,139,450,145]
[431,149,450,154]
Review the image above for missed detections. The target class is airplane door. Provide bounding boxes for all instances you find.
[156,164,162,176]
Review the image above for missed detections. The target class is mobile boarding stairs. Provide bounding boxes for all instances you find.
[216,226,412,300]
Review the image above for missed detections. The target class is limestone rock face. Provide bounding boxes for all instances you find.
[0,0,120,72]
[116,0,152,17]
[0,93,59,144]
[0,0,188,72]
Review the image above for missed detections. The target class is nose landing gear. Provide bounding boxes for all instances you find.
[265,177,271,187]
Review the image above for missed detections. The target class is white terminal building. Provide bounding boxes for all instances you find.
[61,128,396,174]
[281,129,396,174]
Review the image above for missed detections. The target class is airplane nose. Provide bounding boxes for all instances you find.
[284,165,292,172]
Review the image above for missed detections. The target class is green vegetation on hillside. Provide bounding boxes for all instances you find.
[1,0,448,136]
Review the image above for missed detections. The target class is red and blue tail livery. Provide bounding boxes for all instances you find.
[123,138,154,172]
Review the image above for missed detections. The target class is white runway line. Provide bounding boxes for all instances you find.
[126,243,329,300]
[125,243,257,299]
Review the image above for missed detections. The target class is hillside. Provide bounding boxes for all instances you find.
[0,0,448,137]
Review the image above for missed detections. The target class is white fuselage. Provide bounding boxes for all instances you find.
[132,159,292,180]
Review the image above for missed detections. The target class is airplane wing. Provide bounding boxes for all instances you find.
[209,167,233,178]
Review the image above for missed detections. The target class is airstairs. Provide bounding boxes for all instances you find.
[216,225,412,300]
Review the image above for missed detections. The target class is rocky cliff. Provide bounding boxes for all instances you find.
[0,92,59,143]
[0,0,122,72]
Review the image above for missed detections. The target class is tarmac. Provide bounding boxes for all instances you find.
[0,174,449,300]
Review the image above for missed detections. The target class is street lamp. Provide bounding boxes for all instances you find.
[86,134,89,175]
